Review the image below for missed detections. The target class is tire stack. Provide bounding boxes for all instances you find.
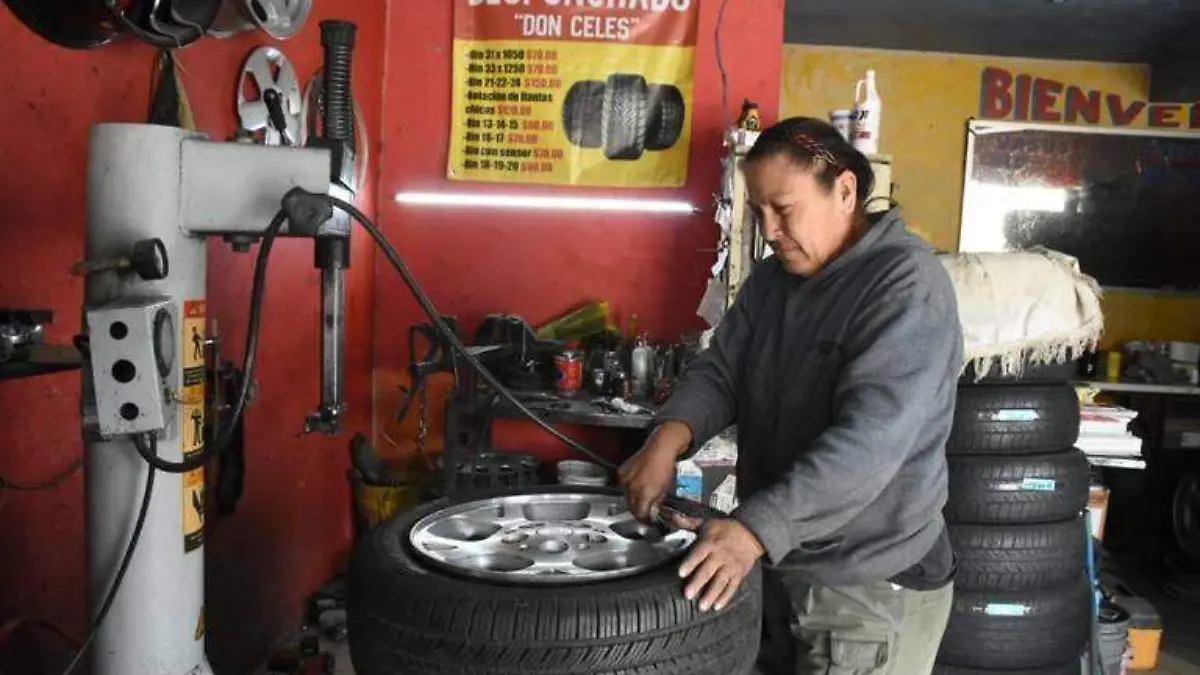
[936,365,1092,675]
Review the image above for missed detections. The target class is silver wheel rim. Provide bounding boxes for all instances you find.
[242,0,312,40]
[408,493,697,584]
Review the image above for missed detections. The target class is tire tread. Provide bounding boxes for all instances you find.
[945,449,1090,525]
[937,579,1090,670]
[948,384,1081,456]
[603,74,648,160]
[348,487,761,675]
[950,519,1087,591]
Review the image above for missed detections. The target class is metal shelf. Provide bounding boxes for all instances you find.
[493,391,655,430]
[0,345,81,381]
[1077,381,1200,396]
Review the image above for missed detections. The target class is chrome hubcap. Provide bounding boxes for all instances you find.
[408,493,697,584]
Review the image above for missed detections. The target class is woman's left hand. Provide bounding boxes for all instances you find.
[669,513,765,613]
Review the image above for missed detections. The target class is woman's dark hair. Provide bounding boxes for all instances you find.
[745,116,875,205]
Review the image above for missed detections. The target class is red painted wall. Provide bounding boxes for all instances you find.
[373,0,785,462]
[0,5,382,672]
[0,0,784,668]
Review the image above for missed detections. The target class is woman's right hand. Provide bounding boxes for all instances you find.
[618,420,693,522]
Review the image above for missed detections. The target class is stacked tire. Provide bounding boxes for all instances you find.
[937,367,1091,674]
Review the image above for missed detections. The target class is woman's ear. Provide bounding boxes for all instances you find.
[837,170,858,215]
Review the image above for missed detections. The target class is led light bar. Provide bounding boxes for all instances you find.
[394,191,697,214]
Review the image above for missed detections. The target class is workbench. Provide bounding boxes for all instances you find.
[493,390,656,430]
[440,359,658,494]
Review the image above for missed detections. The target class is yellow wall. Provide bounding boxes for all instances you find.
[781,45,1200,347]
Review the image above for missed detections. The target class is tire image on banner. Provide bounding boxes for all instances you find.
[448,0,699,187]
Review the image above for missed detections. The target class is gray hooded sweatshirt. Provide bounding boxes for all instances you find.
[658,210,962,588]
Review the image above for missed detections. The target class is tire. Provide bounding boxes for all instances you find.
[945,450,1090,525]
[949,519,1086,592]
[645,85,685,151]
[959,359,1079,385]
[934,661,1081,675]
[347,486,762,675]
[602,74,649,161]
[1172,473,1200,563]
[936,578,1090,670]
[562,80,606,148]
[948,384,1081,456]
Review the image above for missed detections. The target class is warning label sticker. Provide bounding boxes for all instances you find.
[181,300,206,554]
[183,466,205,553]
[183,301,206,372]
[182,400,205,455]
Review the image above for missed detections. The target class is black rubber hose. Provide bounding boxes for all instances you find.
[320,21,357,153]
[320,195,618,472]
[60,434,156,675]
[135,210,286,474]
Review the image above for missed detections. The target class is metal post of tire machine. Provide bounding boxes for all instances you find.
[77,21,358,675]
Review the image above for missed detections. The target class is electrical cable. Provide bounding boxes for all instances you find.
[59,435,156,675]
[319,195,618,471]
[1,456,83,491]
[714,0,733,131]
[0,617,81,652]
[0,456,84,513]
[134,210,286,474]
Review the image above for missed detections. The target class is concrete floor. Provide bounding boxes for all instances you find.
[1104,552,1200,675]
[1150,652,1200,675]
[277,637,1200,675]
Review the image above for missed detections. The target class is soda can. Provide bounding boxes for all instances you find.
[555,350,584,395]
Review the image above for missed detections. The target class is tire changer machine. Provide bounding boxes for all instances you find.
[76,20,359,675]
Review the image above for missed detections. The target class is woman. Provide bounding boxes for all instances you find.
[619,117,962,675]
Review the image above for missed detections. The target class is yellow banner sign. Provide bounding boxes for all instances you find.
[448,0,699,188]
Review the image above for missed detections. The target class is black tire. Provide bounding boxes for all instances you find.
[645,85,685,151]
[945,450,1090,525]
[949,519,1086,592]
[4,0,121,49]
[347,486,762,675]
[936,578,1091,670]
[959,359,1079,385]
[1172,473,1200,563]
[562,80,605,149]
[934,661,1081,675]
[602,74,649,161]
[948,384,1081,456]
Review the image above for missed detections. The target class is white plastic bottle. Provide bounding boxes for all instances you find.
[852,70,882,156]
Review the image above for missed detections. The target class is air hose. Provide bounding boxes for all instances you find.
[311,192,619,471]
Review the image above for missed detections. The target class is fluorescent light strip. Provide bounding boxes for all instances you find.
[394,191,696,214]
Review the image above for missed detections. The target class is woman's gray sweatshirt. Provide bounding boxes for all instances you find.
[658,210,962,587]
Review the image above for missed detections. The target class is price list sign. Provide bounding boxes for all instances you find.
[449,0,699,188]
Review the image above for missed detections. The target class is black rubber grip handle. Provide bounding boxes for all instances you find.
[320,20,357,149]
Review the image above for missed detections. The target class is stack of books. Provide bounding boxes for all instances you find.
[1077,404,1145,469]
